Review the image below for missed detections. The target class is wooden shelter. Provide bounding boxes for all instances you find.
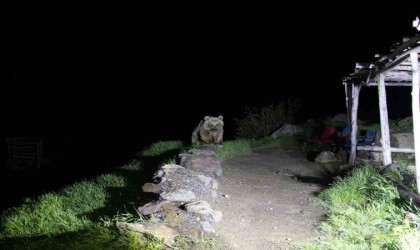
[342,28,420,192]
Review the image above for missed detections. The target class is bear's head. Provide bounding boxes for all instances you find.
[203,115,224,131]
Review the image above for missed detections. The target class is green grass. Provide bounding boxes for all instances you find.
[0,146,168,249]
[358,116,412,133]
[5,137,418,249]
[138,140,185,157]
[296,165,420,250]
[216,135,296,160]
[0,136,295,249]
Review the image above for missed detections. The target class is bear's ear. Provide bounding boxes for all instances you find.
[218,115,223,120]
[204,116,210,121]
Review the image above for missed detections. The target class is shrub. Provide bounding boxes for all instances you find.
[234,99,302,139]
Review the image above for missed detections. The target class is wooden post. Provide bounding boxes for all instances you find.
[349,84,361,165]
[344,82,352,127]
[410,52,420,194]
[378,73,392,165]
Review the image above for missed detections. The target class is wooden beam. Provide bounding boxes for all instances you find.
[380,46,420,74]
[349,84,361,165]
[378,73,392,165]
[410,52,420,194]
[377,36,420,66]
[366,82,414,87]
[357,146,415,153]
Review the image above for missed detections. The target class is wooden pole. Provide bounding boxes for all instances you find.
[410,52,420,194]
[378,73,392,165]
[357,145,415,153]
[349,84,361,165]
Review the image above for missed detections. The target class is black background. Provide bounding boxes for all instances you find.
[0,8,418,192]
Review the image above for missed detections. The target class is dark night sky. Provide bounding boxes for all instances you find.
[1,9,419,167]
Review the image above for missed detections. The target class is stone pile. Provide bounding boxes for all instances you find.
[118,146,223,246]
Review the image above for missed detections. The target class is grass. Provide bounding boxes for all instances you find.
[216,135,296,160]
[138,140,185,157]
[0,141,186,250]
[0,135,296,249]
[296,165,420,250]
[5,135,417,249]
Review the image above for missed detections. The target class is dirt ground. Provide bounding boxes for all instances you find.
[209,146,332,250]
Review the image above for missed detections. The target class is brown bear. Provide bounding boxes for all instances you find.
[192,115,224,144]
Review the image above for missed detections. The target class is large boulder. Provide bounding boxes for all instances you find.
[315,151,337,163]
[116,222,178,246]
[154,164,219,201]
[391,133,414,149]
[271,124,303,138]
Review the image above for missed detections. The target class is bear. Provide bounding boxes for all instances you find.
[192,115,224,144]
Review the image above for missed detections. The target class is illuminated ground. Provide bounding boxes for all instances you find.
[211,146,330,249]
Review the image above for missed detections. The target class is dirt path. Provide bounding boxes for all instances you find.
[210,146,328,250]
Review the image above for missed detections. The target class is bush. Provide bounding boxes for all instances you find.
[234,99,302,139]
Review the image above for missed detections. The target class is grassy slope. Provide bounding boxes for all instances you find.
[3,134,418,250]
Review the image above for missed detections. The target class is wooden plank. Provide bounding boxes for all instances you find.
[385,70,415,81]
[378,73,392,165]
[357,146,415,153]
[410,52,420,194]
[366,82,414,87]
[396,65,413,71]
[349,84,361,165]
[380,46,420,74]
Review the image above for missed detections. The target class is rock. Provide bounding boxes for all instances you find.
[200,221,215,233]
[211,210,223,223]
[382,163,402,173]
[153,169,165,179]
[271,124,303,138]
[211,190,218,199]
[179,154,222,178]
[156,166,218,201]
[357,150,371,160]
[188,228,204,241]
[187,147,217,156]
[338,164,352,173]
[185,200,213,215]
[161,164,184,174]
[142,183,161,194]
[196,174,212,187]
[402,173,416,185]
[138,200,170,215]
[335,148,347,162]
[116,222,178,246]
[185,200,223,223]
[160,189,195,202]
[406,165,416,173]
[212,179,219,189]
[371,152,383,162]
[391,133,414,149]
[315,151,337,163]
